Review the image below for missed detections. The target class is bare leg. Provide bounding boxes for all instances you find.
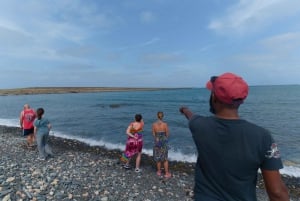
[164,160,171,178]
[26,135,31,145]
[32,133,36,144]
[156,162,161,172]
[135,152,142,169]
[27,134,34,146]
[163,160,169,173]
[29,134,34,146]
[156,162,162,176]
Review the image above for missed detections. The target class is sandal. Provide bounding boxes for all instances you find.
[156,171,162,176]
[135,168,141,173]
[27,144,35,149]
[164,173,172,178]
[123,164,131,169]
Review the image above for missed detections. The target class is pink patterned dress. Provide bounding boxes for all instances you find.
[121,124,143,162]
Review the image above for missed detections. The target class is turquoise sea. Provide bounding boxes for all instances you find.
[0,86,299,177]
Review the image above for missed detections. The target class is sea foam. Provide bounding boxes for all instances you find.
[50,130,300,178]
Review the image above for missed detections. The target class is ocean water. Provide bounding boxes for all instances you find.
[0,86,299,177]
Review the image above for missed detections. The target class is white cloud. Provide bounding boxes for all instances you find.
[0,0,122,62]
[116,38,160,51]
[231,32,300,68]
[1,0,300,87]
[0,18,30,36]
[209,0,300,34]
[0,27,32,48]
[140,38,160,46]
[225,32,300,85]
[141,53,184,64]
[32,21,85,45]
[57,45,98,58]
[140,11,156,23]
[260,32,300,53]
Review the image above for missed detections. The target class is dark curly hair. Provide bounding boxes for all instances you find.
[36,108,45,120]
[135,114,142,122]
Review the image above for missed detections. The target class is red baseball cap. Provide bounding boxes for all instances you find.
[206,72,249,105]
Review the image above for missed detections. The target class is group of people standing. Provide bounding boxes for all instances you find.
[18,71,290,200]
[121,112,172,178]
[19,105,53,160]
[120,72,289,200]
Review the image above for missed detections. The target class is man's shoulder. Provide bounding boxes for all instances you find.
[242,119,269,132]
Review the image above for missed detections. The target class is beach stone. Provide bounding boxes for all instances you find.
[2,193,11,201]
[50,179,59,186]
[32,170,41,176]
[6,177,15,182]
[1,125,299,201]
[23,187,32,199]
[36,196,46,201]
[101,197,108,201]
[54,192,65,200]
[103,190,109,195]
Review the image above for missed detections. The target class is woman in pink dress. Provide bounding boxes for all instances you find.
[121,114,144,173]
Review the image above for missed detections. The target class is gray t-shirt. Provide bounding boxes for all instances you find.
[189,115,283,201]
[34,118,50,135]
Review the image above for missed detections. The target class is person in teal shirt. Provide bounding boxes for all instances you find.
[34,108,53,160]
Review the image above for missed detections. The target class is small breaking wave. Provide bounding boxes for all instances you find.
[1,119,299,178]
[50,130,300,178]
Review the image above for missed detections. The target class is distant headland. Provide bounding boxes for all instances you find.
[0,87,167,96]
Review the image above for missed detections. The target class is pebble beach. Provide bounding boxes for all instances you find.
[1,125,299,201]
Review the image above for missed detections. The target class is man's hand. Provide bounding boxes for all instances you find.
[179,106,187,114]
[179,106,193,120]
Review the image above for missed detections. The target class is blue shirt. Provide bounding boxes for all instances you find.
[34,118,50,135]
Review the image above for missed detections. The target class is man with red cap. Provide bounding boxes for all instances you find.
[180,72,289,201]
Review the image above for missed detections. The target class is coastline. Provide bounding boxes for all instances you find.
[0,87,173,96]
[1,125,299,200]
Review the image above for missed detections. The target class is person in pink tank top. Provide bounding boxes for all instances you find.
[20,104,36,147]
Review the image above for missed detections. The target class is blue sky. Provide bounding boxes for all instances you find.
[1,0,300,88]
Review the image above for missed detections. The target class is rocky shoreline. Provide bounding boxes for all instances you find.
[0,125,299,201]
